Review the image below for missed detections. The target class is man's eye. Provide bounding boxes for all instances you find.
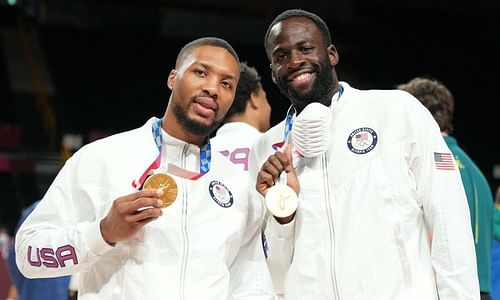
[221,81,232,89]
[301,47,313,53]
[195,69,206,76]
[275,53,287,62]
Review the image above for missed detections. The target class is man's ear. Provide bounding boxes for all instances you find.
[167,69,177,90]
[327,45,339,66]
[248,92,259,109]
[268,60,278,84]
[271,71,277,84]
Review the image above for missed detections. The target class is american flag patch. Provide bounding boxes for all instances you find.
[434,152,455,170]
[356,132,368,142]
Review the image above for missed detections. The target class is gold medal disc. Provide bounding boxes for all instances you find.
[265,184,298,218]
[143,173,178,208]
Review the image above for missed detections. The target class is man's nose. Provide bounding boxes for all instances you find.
[288,51,306,69]
[201,76,219,99]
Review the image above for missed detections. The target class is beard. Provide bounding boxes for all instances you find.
[173,98,222,137]
[276,57,334,111]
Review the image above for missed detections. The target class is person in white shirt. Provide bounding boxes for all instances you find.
[250,9,479,300]
[15,37,274,300]
[211,62,271,172]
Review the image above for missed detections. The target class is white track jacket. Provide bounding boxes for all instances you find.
[16,118,274,300]
[249,82,479,300]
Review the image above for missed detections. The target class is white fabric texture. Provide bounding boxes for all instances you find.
[291,102,332,157]
[250,82,479,300]
[15,118,274,300]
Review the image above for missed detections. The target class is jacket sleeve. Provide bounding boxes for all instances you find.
[227,178,274,300]
[410,102,480,299]
[247,139,295,296]
[263,214,295,295]
[15,150,114,278]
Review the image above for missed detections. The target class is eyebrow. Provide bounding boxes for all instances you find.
[272,38,315,54]
[271,47,287,57]
[196,62,237,81]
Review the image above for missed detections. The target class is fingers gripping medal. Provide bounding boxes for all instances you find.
[143,173,178,208]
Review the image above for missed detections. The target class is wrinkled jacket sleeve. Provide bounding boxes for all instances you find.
[248,138,295,296]
[15,150,114,278]
[262,213,295,296]
[227,176,274,300]
[410,101,480,299]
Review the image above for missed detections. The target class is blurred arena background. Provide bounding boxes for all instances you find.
[0,0,499,235]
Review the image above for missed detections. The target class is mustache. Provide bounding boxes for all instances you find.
[283,63,321,80]
[191,92,218,111]
[192,91,215,100]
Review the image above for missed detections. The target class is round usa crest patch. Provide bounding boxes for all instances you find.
[209,181,233,208]
[347,127,378,154]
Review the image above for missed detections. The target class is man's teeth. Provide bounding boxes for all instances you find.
[294,73,311,81]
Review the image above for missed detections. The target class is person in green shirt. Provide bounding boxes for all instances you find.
[494,188,500,241]
[398,77,495,300]
[492,187,500,300]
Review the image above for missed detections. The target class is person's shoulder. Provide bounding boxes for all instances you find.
[211,150,250,180]
[98,120,153,145]
[349,85,416,104]
[260,120,286,141]
[351,85,427,115]
[343,83,436,131]
[248,121,286,163]
[251,121,284,149]
[80,119,153,152]
[211,122,262,149]
[67,119,154,168]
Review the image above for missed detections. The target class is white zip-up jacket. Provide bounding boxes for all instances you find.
[249,83,479,300]
[16,118,274,300]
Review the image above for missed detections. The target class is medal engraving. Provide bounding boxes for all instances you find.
[143,173,178,208]
[265,184,298,218]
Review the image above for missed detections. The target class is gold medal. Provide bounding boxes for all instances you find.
[143,173,178,208]
[265,184,298,218]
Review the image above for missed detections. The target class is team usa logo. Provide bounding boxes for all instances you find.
[27,245,78,268]
[209,181,233,208]
[347,127,378,154]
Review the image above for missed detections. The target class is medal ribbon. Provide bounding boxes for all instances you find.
[131,118,211,189]
[283,105,295,144]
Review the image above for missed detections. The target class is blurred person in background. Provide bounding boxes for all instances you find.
[211,62,271,172]
[0,225,14,300]
[491,187,500,300]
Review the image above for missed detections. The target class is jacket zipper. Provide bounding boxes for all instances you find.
[322,153,340,300]
[179,144,189,300]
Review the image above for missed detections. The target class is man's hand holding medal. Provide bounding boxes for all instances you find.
[100,172,178,246]
[100,188,165,246]
[257,145,299,224]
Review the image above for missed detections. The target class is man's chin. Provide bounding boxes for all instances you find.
[288,89,315,104]
[187,118,220,136]
[174,104,220,137]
